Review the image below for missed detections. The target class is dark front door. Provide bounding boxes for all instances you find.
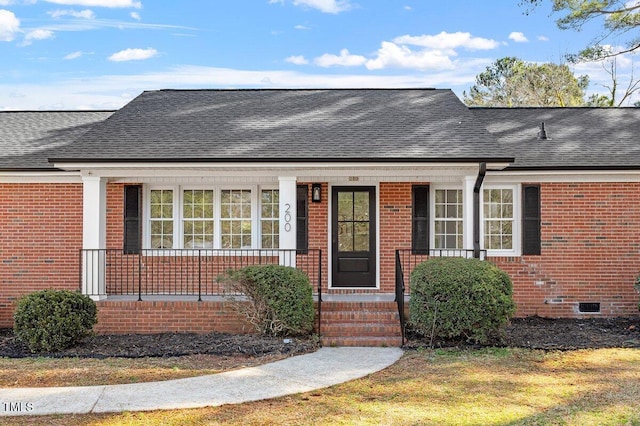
[332,186,376,287]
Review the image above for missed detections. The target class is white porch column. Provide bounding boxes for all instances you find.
[82,175,107,299]
[463,175,475,255]
[278,176,297,267]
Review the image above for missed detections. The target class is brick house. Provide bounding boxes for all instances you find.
[1,89,639,346]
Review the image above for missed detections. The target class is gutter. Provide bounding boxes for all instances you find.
[473,162,487,259]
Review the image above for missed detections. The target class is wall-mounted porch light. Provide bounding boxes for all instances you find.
[312,183,322,203]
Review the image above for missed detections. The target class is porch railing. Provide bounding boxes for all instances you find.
[394,248,487,344]
[80,249,322,302]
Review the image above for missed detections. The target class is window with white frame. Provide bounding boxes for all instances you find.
[146,186,278,250]
[260,189,279,249]
[483,187,514,250]
[149,189,174,249]
[434,189,463,249]
[183,189,214,249]
[481,185,520,255]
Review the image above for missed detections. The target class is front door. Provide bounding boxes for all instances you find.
[332,186,376,287]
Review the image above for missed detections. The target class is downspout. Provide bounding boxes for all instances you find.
[473,162,487,259]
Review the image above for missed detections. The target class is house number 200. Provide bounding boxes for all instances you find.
[284,203,292,232]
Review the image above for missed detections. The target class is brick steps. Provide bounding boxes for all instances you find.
[318,301,403,347]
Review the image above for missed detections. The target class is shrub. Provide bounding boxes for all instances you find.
[13,289,97,353]
[409,257,515,344]
[224,265,315,337]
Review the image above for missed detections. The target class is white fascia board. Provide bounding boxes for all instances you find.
[486,169,640,183]
[54,161,509,179]
[0,171,82,183]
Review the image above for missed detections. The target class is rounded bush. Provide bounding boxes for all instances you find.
[225,265,315,337]
[13,289,98,353]
[409,257,515,344]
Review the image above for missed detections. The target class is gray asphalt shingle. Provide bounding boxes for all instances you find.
[49,89,513,163]
[3,91,639,171]
[0,111,113,170]
[471,107,640,169]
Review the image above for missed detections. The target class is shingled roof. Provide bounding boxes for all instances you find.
[0,111,113,170]
[49,89,513,164]
[471,107,640,170]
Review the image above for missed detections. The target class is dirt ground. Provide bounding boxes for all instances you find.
[1,316,639,359]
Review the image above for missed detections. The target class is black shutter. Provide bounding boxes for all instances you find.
[296,185,308,253]
[412,185,429,254]
[522,184,541,255]
[124,185,142,254]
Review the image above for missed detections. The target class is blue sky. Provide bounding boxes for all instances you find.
[0,0,638,110]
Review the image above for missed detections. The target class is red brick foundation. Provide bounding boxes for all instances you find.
[94,300,254,334]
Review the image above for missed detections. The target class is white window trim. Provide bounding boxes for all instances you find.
[429,183,522,257]
[430,185,465,251]
[480,183,521,257]
[144,184,278,251]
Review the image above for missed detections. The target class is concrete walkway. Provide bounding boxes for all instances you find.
[0,347,403,417]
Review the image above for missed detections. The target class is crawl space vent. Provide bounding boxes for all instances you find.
[578,302,600,313]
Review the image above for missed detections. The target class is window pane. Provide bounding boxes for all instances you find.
[354,192,369,221]
[434,189,463,249]
[338,192,353,221]
[182,189,214,249]
[338,222,353,252]
[149,190,174,249]
[483,188,514,250]
[354,222,369,251]
[221,189,252,248]
[260,189,279,249]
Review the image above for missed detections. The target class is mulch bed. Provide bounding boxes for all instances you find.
[0,329,318,359]
[405,316,640,351]
[1,316,639,358]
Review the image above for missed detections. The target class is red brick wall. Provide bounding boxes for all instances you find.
[492,182,640,317]
[304,182,329,292]
[0,183,83,327]
[106,182,126,249]
[94,300,253,334]
[4,180,637,334]
[379,182,416,293]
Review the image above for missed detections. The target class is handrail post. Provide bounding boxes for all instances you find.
[137,250,142,301]
[317,249,322,339]
[78,249,83,292]
[395,249,406,346]
[198,249,202,302]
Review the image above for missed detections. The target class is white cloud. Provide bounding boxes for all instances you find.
[403,5,412,11]
[0,0,15,5]
[394,31,500,51]
[272,0,351,13]
[64,50,83,59]
[0,63,495,110]
[365,41,454,70]
[294,24,310,30]
[130,11,140,20]
[537,35,549,41]
[286,55,308,65]
[49,9,95,19]
[0,9,20,42]
[43,0,141,8]
[508,31,528,43]
[23,28,54,44]
[108,47,157,61]
[314,48,366,67]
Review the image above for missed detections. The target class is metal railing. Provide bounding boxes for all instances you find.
[394,248,487,344]
[80,248,322,302]
[394,250,407,346]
